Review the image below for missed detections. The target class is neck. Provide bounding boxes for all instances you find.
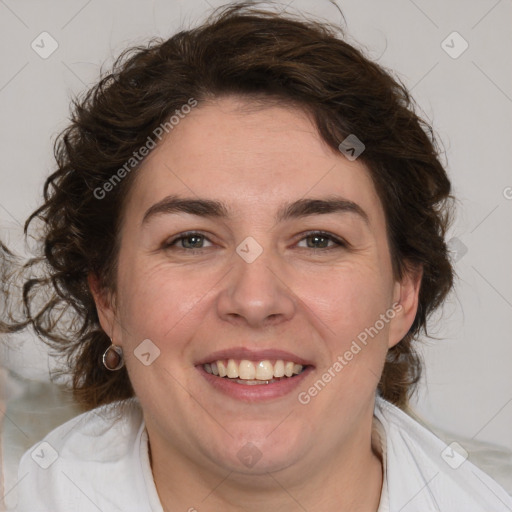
[149,412,383,512]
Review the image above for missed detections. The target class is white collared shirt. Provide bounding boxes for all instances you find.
[16,396,512,511]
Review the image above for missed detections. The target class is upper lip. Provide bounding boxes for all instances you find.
[196,347,314,367]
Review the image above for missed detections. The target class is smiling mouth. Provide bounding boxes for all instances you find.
[203,358,307,385]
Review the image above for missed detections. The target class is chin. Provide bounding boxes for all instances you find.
[204,425,306,475]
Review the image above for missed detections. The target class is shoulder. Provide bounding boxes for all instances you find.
[17,398,153,512]
[374,396,512,512]
[22,398,143,463]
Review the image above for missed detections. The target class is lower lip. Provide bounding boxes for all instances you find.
[197,365,314,402]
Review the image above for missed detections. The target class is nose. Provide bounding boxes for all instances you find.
[216,249,296,329]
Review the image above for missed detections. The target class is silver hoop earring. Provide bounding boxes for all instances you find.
[102,344,124,371]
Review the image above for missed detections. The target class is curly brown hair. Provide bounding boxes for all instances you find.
[1,2,453,411]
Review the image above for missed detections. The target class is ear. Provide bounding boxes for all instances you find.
[88,273,117,341]
[387,264,422,349]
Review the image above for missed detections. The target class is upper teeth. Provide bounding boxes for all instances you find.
[204,359,304,380]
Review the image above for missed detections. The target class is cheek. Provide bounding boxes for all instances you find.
[115,259,212,345]
[302,266,394,397]
[305,269,393,393]
[114,264,212,403]
[302,264,392,335]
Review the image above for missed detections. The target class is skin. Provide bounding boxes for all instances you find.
[90,97,421,512]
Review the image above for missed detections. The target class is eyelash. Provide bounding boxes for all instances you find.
[162,230,348,252]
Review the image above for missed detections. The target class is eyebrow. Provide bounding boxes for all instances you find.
[141,194,369,225]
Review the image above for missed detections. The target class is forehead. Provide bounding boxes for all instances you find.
[125,97,385,227]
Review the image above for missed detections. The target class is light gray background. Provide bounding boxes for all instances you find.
[1,0,511,455]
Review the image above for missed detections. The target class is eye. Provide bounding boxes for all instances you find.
[296,231,347,250]
[163,232,213,250]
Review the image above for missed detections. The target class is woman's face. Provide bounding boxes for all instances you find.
[93,97,419,478]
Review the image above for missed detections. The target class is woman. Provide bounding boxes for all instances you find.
[5,3,512,511]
